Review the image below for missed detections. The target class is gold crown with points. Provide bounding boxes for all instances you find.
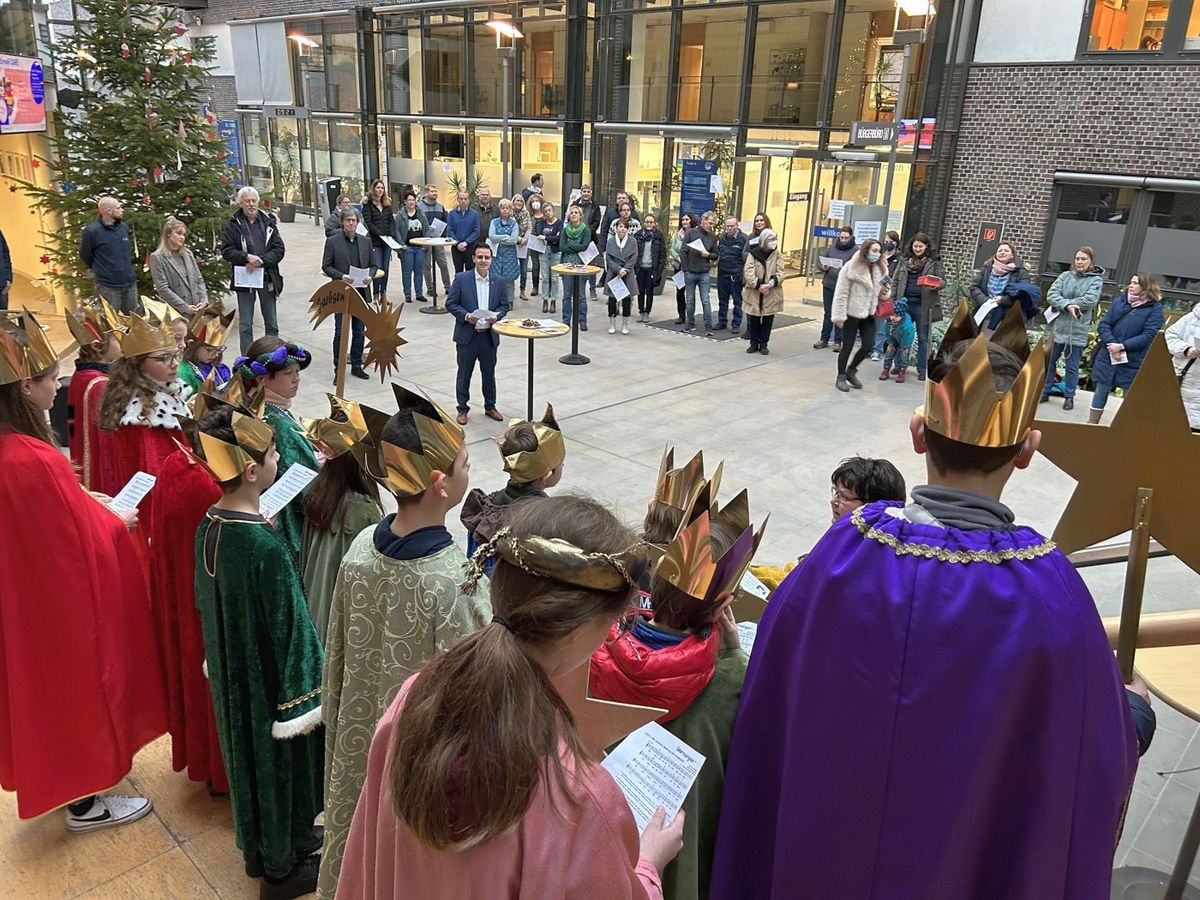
[654,447,723,512]
[0,309,61,384]
[188,300,236,349]
[141,298,180,328]
[501,403,566,483]
[351,383,465,498]
[183,410,274,483]
[66,300,124,348]
[923,301,1048,449]
[117,312,177,358]
[189,368,266,421]
[301,394,369,459]
[656,487,768,605]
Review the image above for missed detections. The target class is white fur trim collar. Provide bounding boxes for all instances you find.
[119,387,189,429]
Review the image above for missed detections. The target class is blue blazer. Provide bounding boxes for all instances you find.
[446,269,510,347]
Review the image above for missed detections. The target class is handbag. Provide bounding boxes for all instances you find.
[875,297,894,319]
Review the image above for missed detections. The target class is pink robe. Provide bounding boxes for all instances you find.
[337,680,663,900]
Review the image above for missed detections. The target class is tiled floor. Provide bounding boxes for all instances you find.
[4,220,1197,897]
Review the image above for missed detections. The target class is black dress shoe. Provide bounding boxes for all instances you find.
[674,316,685,325]
[350,367,370,380]
[1063,397,1075,411]
[259,855,319,900]
[1039,394,1051,404]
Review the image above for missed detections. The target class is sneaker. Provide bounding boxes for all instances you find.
[415,296,428,304]
[580,322,588,331]
[704,329,714,337]
[746,345,759,354]
[870,351,881,361]
[684,324,697,332]
[530,290,539,297]
[1063,397,1075,411]
[731,326,740,335]
[715,323,727,330]
[1040,394,1051,404]
[917,373,926,382]
[831,342,842,352]
[621,320,630,335]
[835,375,850,393]
[759,346,769,355]
[260,854,319,900]
[589,291,599,301]
[845,369,863,389]
[608,319,616,334]
[350,367,370,380]
[66,794,153,833]
[812,340,828,349]
[675,316,685,325]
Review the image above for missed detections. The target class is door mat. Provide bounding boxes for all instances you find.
[646,314,814,341]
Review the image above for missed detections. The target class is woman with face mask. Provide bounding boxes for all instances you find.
[831,240,889,393]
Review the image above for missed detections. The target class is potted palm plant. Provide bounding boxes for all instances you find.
[263,131,301,223]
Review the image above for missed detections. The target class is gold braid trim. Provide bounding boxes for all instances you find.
[277,686,321,711]
[851,506,1057,565]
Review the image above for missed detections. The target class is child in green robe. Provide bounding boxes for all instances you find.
[191,403,325,897]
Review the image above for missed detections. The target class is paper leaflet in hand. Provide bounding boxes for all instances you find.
[348,266,371,288]
[580,242,600,265]
[608,276,631,301]
[526,233,547,254]
[601,722,705,830]
[672,271,687,290]
[517,242,529,259]
[818,256,843,270]
[109,472,157,514]
[687,238,707,253]
[355,221,368,237]
[1043,307,1062,325]
[381,236,402,251]
[259,463,318,519]
[737,621,759,655]
[428,218,448,238]
[973,298,1000,327]
[233,266,264,289]
[487,239,499,256]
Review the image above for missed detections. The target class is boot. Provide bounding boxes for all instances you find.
[835,375,850,393]
[895,368,907,384]
[621,317,630,335]
[550,300,557,313]
[608,317,616,334]
[1088,407,1103,425]
[879,365,891,381]
[845,368,863,389]
[1063,397,1075,411]
[542,299,549,313]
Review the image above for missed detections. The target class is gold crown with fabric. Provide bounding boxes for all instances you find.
[175,372,272,481]
[0,309,61,384]
[301,394,370,459]
[656,485,768,605]
[462,527,648,597]
[66,300,126,348]
[351,383,465,498]
[141,297,180,327]
[500,403,566,482]
[117,311,177,359]
[188,300,236,349]
[654,447,724,512]
[923,301,1048,449]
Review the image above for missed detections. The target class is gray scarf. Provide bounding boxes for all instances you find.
[903,486,1017,532]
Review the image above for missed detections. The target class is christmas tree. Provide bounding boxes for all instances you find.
[22,0,236,302]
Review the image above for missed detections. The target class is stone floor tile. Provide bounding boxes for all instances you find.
[74,846,216,899]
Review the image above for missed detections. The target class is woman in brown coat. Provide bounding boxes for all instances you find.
[742,228,785,355]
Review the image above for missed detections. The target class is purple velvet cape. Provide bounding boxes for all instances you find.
[710,502,1136,900]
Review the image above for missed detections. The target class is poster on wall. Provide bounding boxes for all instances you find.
[217,119,243,184]
[679,159,717,216]
[974,221,1005,268]
[0,55,47,135]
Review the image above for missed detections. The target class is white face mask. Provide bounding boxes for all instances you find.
[867,251,881,263]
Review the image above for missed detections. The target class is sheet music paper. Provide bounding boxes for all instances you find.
[602,722,705,831]
[259,463,318,520]
[233,266,264,289]
[109,472,157,514]
[381,235,402,251]
[429,218,448,238]
[580,242,600,265]
[608,275,631,300]
[737,621,759,655]
[672,271,687,290]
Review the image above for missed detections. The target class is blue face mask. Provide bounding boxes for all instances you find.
[883,241,896,252]
[868,251,882,263]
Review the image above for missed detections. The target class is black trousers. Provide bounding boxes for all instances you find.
[636,269,655,314]
[746,314,775,349]
[455,334,498,412]
[452,245,473,272]
[674,266,685,318]
[608,294,633,317]
[838,316,876,375]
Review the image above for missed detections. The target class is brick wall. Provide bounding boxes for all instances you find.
[205,75,239,118]
[940,64,1200,267]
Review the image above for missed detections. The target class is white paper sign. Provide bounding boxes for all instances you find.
[738,220,754,235]
[602,722,705,831]
[973,298,1000,327]
[348,266,371,288]
[569,188,582,203]
[537,318,561,329]
[818,256,844,270]
[109,472,157,515]
[355,221,368,237]
[487,239,499,256]
[526,233,547,254]
[259,463,318,520]
[580,242,600,265]
[429,218,448,238]
[687,238,707,253]
[608,276,631,300]
[441,161,452,173]
[886,208,904,232]
[233,265,264,289]
[381,235,402,251]
[517,242,529,259]
[672,270,687,290]
[828,199,851,220]
[853,220,882,241]
[1043,307,1062,325]
[737,621,759,655]
[739,569,770,600]
[474,306,499,331]
[710,174,724,193]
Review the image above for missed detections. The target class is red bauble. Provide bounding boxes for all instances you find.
[262,199,272,208]
[121,39,130,59]
[216,150,224,160]
[184,196,192,205]
[143,67,151,82]
[219,174,229,185]
[39,254,50,265]
[184,53,192,64]
[50,268,58,274]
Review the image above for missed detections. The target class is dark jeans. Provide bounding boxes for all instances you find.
[636,268,656,314]
[452,245,473,272]
[820,285,843,344]
[907,298,931,376]
[716,274,743,328]
[236,288,279,355]
[838,316,876,375]
[333,313,365,368]
[0,288,7,310]
[747,314,775,349]
[674,266,686,318]
[455,334,498,412]
[372,245,391,296]
[608,294,633,317]
[1044,342,1083,398]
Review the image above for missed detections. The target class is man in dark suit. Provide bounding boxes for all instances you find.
[321,206,374,380]
[446,244,510,425]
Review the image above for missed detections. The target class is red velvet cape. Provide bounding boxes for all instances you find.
[66,368,117,494]
[149,449,228,791]
[0,432,167,817]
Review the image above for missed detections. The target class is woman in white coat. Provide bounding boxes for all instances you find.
[831,238,889,393]
[1165,305,1200,431]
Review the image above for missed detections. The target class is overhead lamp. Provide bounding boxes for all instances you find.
[486,19,523,40]
[834,150,879,162]
[287,34,320,49]
[896,0,934,15]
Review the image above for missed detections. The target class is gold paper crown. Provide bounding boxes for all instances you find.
[351,383,466,498]
[501,403,566,483]
[301,394,369,459]
[654,447,723,512]
[188,300,236,349]
[141,298,180,327]
[117,312,177,358]
[187,410,275,483]
[923,301,1047,449]
[462,527,647,596]
[189,368,266,421]
[655,487,768,606]
[0,309,60,385]
[66,300,124,348]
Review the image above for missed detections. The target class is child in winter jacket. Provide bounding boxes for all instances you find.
[879,298,917,383]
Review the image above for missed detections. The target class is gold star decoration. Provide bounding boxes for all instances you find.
[551,662,665,757]
[362,300,408,382]
[1036,335,1200,576]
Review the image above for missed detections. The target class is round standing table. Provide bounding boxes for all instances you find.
[552,263,602,366]
[409,237,456,314]
[492,318,570,420]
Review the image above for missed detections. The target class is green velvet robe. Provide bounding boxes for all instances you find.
[662,648,749,900]
[265,403,321,558]
[315,529,493,900]
[299,493,381,648]
[194,508,325,873]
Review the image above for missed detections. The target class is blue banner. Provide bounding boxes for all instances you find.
[217,118,242,179]
[679,158,717,217]
[813,225,842,239]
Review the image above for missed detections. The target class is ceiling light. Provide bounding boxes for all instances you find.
[287,34,320,48]
[896,0,934,15]
[486,19,523,39]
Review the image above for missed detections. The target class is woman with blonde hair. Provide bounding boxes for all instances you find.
[831,239,890,393]
[363,179,396,304]
[511,194,532,300]
[150,217,207,317]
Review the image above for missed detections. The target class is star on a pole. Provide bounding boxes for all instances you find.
[552,662,664,757]
[1036,335,1200,575]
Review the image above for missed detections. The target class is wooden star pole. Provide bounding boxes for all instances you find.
[307,277,406,394]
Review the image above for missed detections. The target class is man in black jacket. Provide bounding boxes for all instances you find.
[681,211,718,335]
[80,197,140,313]
[220,186,286,355]
[321,207,373,380]
[715,216,748,333]
[574,184,603,299]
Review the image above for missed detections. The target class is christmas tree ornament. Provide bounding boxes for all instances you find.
[153,166,164,183]
[178,119,187,141]
[183,52,191,64]
[130,176,140,187]
[143,66,151,83]
[30,159,39,169]
[174,14,186,35]
[61,181,75,193]
[39,254,50,265]
[7,185,16,193]
[121,38,130,58]
[184,195,192,205]
[219,175,229,185]
[140,193,151,207]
